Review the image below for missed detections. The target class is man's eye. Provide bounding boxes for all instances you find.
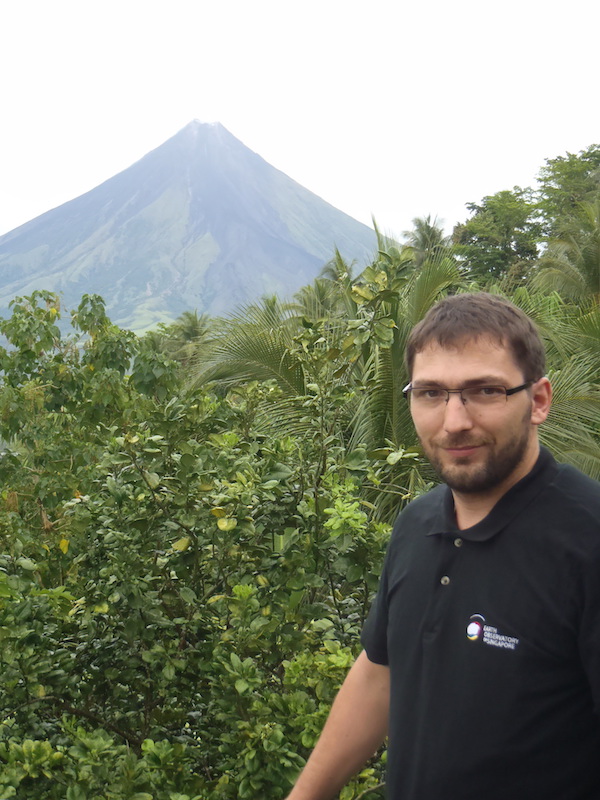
[473,386,504,397]
[415,388,443,400]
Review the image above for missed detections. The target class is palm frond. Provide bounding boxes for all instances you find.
[405,258,465,325]
[189,297,306,393]
[540,356,600,476]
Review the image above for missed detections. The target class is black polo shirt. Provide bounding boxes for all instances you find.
[362,447,600,799]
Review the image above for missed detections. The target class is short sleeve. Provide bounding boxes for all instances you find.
[578,541,600,718]
[361,552,390,665]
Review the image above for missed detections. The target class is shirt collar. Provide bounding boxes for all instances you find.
[426,446,558,542]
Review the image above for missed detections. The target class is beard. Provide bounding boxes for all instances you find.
[421,417,531,495]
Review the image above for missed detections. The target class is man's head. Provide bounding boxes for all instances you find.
[404,293,552,503]
[405,292,545,383]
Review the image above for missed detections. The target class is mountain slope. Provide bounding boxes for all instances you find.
[0,122,376,329]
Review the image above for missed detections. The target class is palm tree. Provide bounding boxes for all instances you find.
[402,215,452,267]
[532,198,600,303]
[494,286,600,477]
[187,246,600,518]
[183,234,467,517]
[142,310,215,368]
[190,296,306,395]
[346,254,466,515]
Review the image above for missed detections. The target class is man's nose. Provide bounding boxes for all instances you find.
[442,393,474,432]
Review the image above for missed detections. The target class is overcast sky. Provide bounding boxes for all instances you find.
[1,0,599,239]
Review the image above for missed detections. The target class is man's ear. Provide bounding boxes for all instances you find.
[530,377,552,426]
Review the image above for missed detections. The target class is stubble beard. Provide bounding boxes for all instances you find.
[421,415,532,495]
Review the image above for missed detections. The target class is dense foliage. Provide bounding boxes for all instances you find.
[0,292,394,799]
[0,143,599,798]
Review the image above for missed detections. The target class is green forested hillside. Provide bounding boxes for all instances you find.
[0,144,599,799]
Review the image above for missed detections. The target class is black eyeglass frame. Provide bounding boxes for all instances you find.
[402,380,535,403]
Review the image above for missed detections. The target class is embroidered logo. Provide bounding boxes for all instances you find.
[466,614,520,650]
[466,614,484,641]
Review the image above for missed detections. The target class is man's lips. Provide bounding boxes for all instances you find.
[445,446,480,455]
[438,442,488,456]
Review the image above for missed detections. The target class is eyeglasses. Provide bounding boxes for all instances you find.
[402,381,534,408]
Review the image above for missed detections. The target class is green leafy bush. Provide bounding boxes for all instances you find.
[0,294,390,798]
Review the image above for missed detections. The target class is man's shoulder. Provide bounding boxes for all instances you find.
[535,460,600,543]
[391,483,446,532]
[552,460,600,506]
[382,485,448,561]
[405,483,447,510]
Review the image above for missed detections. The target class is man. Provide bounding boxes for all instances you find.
[286,292,600,799]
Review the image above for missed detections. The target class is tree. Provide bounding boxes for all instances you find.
[192,234,466,519]
[346,246,466,518]
[503,287,600,478]
[537,144,600,233]
[0,292,389,799]
[532,198,600,303]
[0,279,599,797]
[453,188,542,284]
[290,249,360,328]
[402,215,452,267]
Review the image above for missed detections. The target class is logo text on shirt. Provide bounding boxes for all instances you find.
[466,614,520,651]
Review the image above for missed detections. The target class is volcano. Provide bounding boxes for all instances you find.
[0,121,376,329]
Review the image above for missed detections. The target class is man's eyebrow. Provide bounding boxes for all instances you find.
[412,376,506,388]
[460,376,507,387]
[411,380,445,388]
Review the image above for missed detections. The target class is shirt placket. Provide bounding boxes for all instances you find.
[422,533,465,639]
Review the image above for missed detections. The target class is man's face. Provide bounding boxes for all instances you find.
[409,337,539,496]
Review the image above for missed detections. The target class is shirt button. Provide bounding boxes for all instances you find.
[440,575,450,586]
[454,538,463,547]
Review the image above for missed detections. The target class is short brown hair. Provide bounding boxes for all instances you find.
[405,293,546,380]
